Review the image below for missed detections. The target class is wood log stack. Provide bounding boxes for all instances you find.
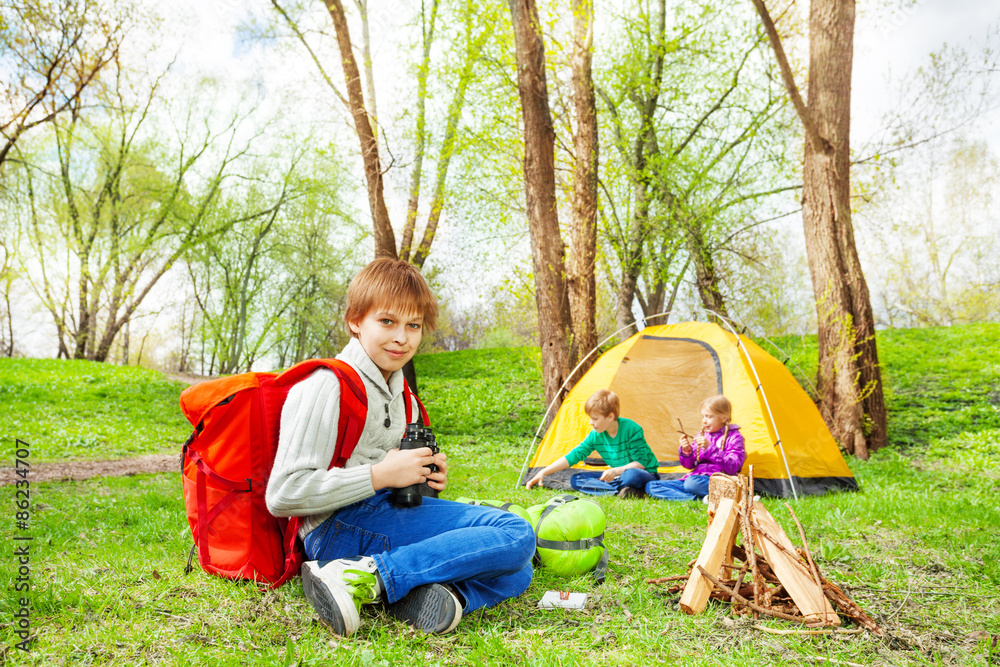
[648,471,883,635]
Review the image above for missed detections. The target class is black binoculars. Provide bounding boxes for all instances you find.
[390,423,440,508]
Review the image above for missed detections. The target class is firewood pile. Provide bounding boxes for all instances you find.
[647,471,883,635]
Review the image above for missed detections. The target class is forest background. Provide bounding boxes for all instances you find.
[2,0,998,380]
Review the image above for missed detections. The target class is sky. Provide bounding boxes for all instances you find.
[9,0,999,358]
[853,0,1000,145]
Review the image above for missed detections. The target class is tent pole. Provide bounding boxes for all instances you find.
[515,312,674,490]
[711,312,800,501]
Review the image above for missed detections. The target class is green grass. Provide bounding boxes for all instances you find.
[3,323,1000,665]
[0,359,191,461]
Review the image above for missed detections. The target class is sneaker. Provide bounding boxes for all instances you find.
[386,583,462,634]
[702,495,710,505]
[617,486,643,499]
[301,557,382,637]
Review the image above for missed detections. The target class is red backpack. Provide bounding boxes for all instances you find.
[179,358,428,588]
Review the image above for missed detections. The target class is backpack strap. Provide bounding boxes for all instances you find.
[403,380,430,426]
[272,358,370,588]
[533,495,608,584]
[273,358,369,467]
[187,447,254,578]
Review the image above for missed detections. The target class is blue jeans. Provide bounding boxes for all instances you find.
[303,490,535,612]
[570,468,659,496]
[644,474,710,501]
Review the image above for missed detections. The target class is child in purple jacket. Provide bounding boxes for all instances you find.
[645,395,746,502]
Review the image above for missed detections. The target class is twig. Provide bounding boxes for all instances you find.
[752,624,864,636]
[731,560,749,613]
[785,501,834,626]
[676,418,689,436]
[887,574,914,622]
[696,565,808,624]
[745,465,760,618]
[750,520,813,570]
[152,608,192,622]
[646,574,689,585]
[847,587,999,599]
[801,657,867,667]
[820,577,884,636]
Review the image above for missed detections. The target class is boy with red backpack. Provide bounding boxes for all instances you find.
[265,258,535,637]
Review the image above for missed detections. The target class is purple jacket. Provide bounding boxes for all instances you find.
[678,424,746,478]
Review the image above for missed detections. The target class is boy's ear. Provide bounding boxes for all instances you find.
[348,320,361,335]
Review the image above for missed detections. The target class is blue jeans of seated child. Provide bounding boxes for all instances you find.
[570,468,659,496]
[303,490,535,612]
[644,474,711,501]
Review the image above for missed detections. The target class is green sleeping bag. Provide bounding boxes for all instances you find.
[454,497,532,525]
[527,494,608,581]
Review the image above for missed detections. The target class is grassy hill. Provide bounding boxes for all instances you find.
[1,323,998,665]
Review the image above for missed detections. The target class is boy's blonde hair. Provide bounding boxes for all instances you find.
[701,395,732,423]
[344,258,439,336]
[585,389,619,420]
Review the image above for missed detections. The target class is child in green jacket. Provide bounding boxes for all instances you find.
[525,389,659,498]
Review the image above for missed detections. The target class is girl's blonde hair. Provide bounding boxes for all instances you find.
[344,258,439,336]
[700,395,732,423]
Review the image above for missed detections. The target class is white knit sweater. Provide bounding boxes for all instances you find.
[265,338,415,537]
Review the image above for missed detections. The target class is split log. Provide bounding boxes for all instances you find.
[695,565,808,624]
[679,498,740,615]
[750,502,839,626]
[708,474,745,578]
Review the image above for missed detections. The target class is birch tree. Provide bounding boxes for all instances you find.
[17,62,270,362]
[598,0,795,332]
[0,0,127,169]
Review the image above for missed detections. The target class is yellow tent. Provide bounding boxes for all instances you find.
[519,322,857,498]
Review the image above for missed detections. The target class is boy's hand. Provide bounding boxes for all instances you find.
[425,452,448,491]
[525,471,545,489]
[371,447,437,491]
[599,467,619,482]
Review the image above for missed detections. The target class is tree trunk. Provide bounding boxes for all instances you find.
[400,0,440,262]
[567,0,598,374]
[412,12,493,268]
[685,220,729,319]
[325,0,396,259]
[614,178,649,338]
[353,0,379,142]
[508,0,571,411]
[752,0,886,456]
[609,0,665,340]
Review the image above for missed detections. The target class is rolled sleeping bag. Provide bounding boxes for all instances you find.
[453,497,532,525]
[527,494,608,582]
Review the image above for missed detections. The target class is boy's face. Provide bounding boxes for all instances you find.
[588,411,615,434]
[349,307,423,381]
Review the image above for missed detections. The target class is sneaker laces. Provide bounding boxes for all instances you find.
[343,569,379,609]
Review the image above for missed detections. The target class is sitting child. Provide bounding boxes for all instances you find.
[266,258,535,637]
[645,395,746,502]
[525,389,659,498]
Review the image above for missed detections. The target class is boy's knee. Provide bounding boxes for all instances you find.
[501,514,537,564]
[619,468,643,488]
